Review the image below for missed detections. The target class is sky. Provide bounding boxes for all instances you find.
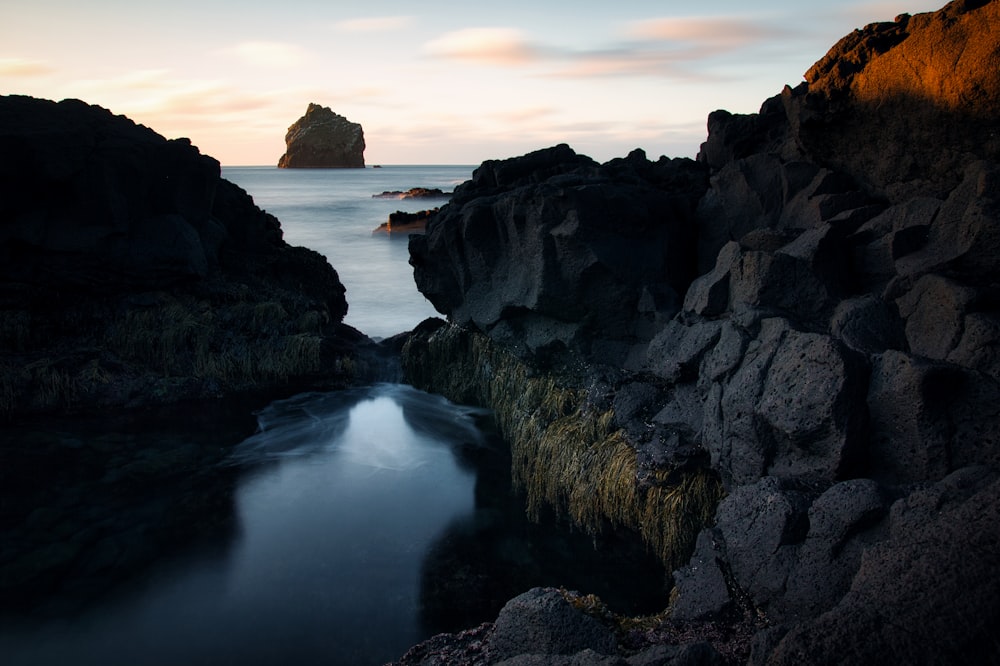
[1,0,946,166]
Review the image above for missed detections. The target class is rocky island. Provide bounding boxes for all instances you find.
[277,103,365,168]
[396,0,1000,663]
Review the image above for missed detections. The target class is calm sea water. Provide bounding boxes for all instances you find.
[0,168,668,666]
[222,166,472,339]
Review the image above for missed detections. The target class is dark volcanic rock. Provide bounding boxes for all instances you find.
[768,467,1000,666]
[373,187,451,200]
[488,588,618,662]
[277,103,365,168]
[398,2,1000,664]
[409,145,708,365]
[0,95,365,415]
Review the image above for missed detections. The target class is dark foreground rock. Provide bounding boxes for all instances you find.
[0,95,374,416]
[394,588,734,666]
[397,1,1000,664]
[277,103,365,168]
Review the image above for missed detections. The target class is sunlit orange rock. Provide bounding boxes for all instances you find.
[784,0,1000,201]
[277,103,365,168]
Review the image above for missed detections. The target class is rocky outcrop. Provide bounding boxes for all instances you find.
[410,144,708,367]
[277,103,365,168]
[0,95,369,415]
[398,1,1000,663]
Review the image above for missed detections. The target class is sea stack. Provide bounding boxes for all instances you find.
[277,103,365,168]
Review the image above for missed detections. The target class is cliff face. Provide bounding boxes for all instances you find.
[0,95,363,415]
[400,1,1000,663]
[277,103,365,168]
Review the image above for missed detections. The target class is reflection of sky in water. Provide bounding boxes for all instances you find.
[0,385,484,666]
[226,387,479,662]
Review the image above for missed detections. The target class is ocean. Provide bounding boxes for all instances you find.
[221,165,473,339]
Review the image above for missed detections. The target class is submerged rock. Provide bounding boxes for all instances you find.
[277,103,365,168]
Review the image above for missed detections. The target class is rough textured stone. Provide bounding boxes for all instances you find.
[767,467,1000,666]
[829,294,905,356]
[670,529,733,621]
[410,146,707,361]
[646,319,723,383]
[277,103,365,168]
[779,479,887,621]
[682,242,739,317]
[895,273,977,361]
[488,588,618,662]
[704,319,864,487]
[712,478,811,612]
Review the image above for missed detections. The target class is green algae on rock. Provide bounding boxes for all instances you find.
[402,320,723,571]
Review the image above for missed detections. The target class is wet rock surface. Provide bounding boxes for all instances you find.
[398,1,1000,663]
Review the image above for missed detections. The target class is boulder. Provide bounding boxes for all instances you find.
[702,319,865,488]
[487,588,618,662]
[277,103,365,168]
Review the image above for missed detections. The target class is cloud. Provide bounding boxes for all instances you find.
[0,57,54,77]
[219,41,309,68]
[423,28,541,66]
[547,49,690,79]
[539,15,795,80]
[625,16,787,53]
[421,17,792,80]
[334,16,413,32]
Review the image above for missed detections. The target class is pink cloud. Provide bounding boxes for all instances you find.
[0,57,54,77]
[625,16,786,52]
[423,28,541,66]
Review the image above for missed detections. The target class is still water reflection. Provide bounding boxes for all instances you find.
[0,384,667,666]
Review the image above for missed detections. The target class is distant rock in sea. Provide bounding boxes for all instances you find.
[277,103,365,168]
[372,209,439,236]
[372,187,451,200]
